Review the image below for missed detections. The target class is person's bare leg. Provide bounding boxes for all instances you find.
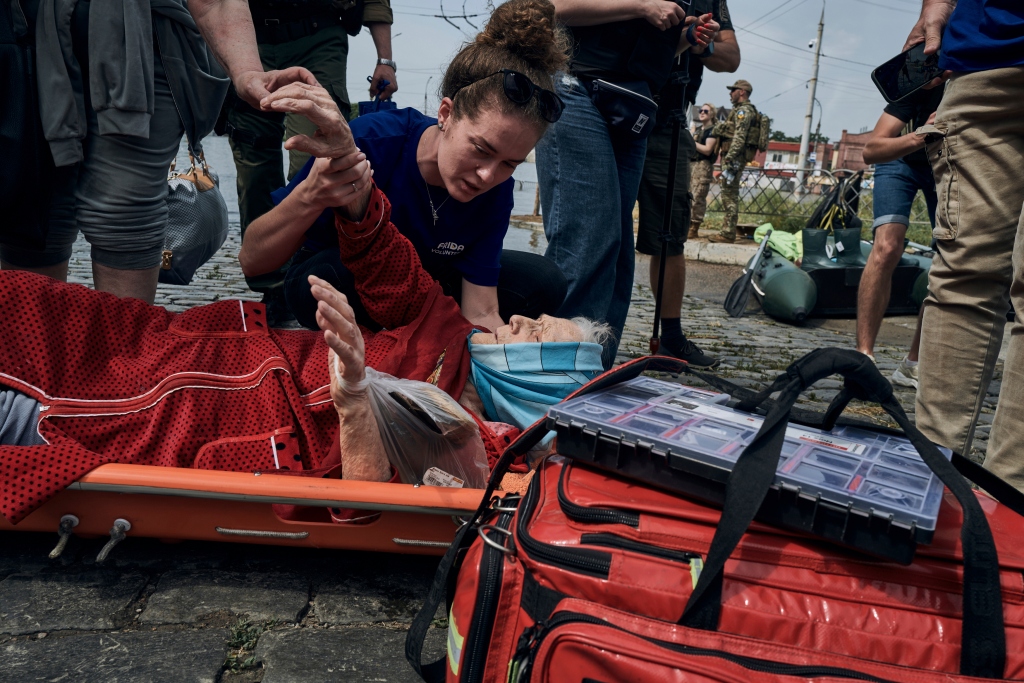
[855,223,908,356]
[649,252,686,313]
[1,260,70,281]
[92,263,161,304]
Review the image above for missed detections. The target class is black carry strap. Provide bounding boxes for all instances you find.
[678,348,1007,679]
[951,454,1024,520]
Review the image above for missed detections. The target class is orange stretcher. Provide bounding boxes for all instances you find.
[0,464,494,556]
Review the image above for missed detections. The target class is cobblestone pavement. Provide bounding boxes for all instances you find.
[4,139,1001,681]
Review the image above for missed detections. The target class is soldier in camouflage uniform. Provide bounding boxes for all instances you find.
[709,79,757,243]
[688,102,719,238]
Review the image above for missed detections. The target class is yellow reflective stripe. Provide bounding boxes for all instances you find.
[448,605,465,676]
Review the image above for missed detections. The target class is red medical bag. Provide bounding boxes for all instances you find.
[407,350,1024,683]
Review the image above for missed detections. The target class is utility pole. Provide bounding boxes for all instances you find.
[796,5,824,195]
[424,77,433,116]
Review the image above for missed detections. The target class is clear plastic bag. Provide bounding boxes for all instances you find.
[361,368,490,489]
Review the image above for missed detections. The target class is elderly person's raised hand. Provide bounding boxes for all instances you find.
[310,274,391,482]
[261,83,358,159]
[310,274,367,401]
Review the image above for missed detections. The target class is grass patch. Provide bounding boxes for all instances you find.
[225,618,278,673]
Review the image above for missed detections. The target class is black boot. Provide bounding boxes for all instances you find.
[801,229,836,271]
[659,335,721,369]
[834,227,868,267]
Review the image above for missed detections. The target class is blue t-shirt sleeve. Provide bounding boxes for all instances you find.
[456,180,514,287]
[940,0,1024,71]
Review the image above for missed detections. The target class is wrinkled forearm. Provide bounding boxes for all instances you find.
[187,0,263,84]
[337,395,392,482]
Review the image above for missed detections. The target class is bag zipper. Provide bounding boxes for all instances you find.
[519,475,698,579]
[462,503,517,683]
[556,465,640,528]
[518,475,612,578]
[592,78,658,107]
[512,611,898,683]
[579,533,700,564]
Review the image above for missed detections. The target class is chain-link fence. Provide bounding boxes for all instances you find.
[699,167,934,243]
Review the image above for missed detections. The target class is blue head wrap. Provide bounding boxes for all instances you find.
[467,333,604,430]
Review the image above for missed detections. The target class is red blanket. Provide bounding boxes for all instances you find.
[0,187,505,523]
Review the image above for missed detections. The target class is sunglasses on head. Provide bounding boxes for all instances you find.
[452,69,565,123]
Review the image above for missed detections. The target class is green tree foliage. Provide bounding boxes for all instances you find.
[770,130,830,144]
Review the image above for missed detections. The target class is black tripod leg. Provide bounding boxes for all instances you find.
[650,117,682,355]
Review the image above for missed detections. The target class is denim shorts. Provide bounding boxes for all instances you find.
[871,158,938,232]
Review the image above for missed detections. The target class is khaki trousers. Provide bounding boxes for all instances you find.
[689,159,714,229]
[915,67,1024,488]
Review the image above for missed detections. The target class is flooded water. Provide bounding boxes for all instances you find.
[178,135,544,250]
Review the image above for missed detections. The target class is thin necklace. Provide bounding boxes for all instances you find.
[424,178,450,225]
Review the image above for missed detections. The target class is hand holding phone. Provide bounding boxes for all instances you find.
[871,43,946,104]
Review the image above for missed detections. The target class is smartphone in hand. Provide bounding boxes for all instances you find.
[871,42,944,104]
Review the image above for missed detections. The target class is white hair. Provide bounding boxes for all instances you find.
[570,317,616,347]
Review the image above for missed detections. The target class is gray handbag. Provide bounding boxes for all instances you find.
[161,151,229,286]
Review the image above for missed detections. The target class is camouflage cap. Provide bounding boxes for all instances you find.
[727,79,753,94]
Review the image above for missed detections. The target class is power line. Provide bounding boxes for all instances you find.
[758,80,810,104]
[742,0,800,31]
[736,33,864,75]
[736,26,878,67]
[749,0,813,31]
[743,58,878,95]
[848,0,917,13]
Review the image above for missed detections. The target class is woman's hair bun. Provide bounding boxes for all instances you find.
[476,0,569,74]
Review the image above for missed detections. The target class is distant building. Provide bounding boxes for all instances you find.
[832,129,872,171]
[751,140,834,176]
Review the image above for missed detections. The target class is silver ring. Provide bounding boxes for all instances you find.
[491,494,522,514]
[478,524,515,555]
[351,182,357,192]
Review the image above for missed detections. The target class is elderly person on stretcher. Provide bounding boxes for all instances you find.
[0,80,608,527]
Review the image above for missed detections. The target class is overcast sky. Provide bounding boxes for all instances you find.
[347,0,926,142]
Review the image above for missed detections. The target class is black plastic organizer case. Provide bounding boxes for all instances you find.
[546,377,951,564]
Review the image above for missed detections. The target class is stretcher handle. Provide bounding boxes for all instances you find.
[679,348,1007,680]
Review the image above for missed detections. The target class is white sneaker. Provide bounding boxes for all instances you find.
[891,357,919,390]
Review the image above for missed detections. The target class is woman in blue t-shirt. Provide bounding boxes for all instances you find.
[238,0,569,333]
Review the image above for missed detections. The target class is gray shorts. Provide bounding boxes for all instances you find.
[1,49,184,270]
[0,389,45,447]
